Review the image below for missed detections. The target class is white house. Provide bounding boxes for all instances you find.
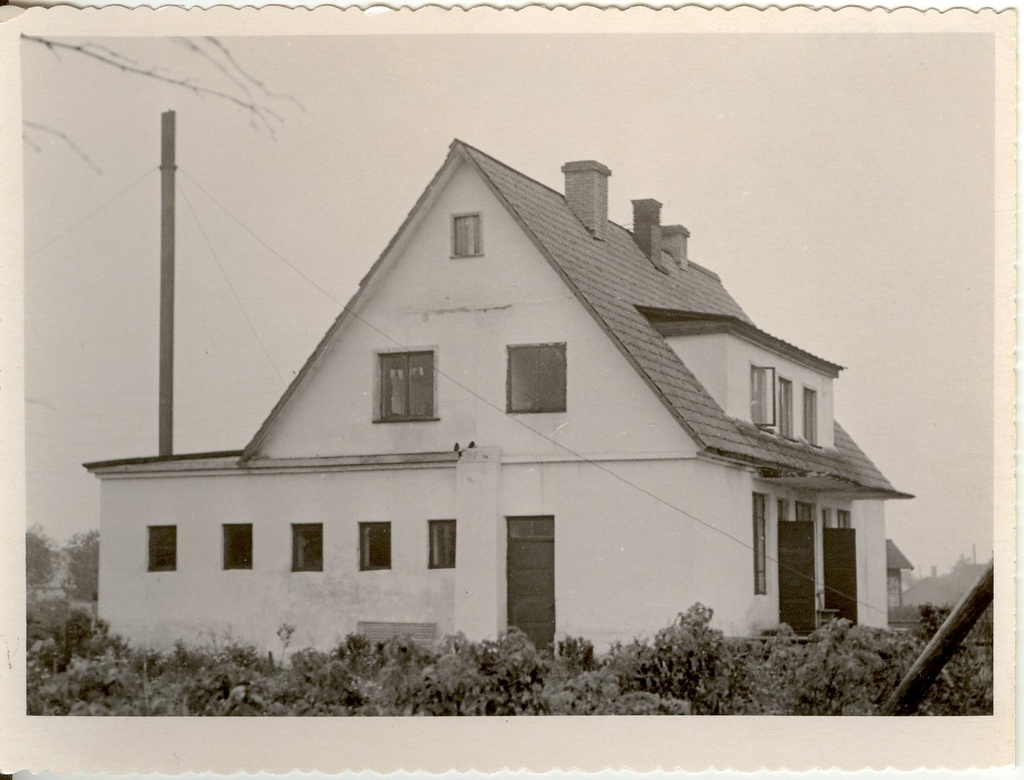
[85,141,910,652]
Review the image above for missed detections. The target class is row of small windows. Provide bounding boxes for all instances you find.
[750,366,818,445]
[750,493,851,595]
[378,343,567,421]
[147,520,457,573]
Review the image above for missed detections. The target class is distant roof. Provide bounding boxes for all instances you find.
[457,141,907,497]
[886,539,914,571]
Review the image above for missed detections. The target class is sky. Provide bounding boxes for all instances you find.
[19,31,999,577]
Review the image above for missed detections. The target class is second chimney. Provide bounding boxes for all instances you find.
[632,198,668,273]
[562,160,611,241]
[662,224,690,269]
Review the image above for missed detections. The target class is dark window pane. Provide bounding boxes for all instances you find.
[795,502,814,524]
[408,352,434,418]
[779,378,793,437]
[148,526,176,572]
[752,493,767,594]
[777,499,790,522]
[508,345,566,413]
[360,523,391,570]
[292,524,323,572]
[429,520,456,569]
[837,510,851,530]
[223,524,253,570]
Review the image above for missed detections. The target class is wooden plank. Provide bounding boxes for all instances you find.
[880,561,993,715]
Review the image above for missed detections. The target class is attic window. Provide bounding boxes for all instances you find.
[803,387,818,445]
[452,214,482,257]
[379,351,435,421]
[750,366,776,427]
[507,343,567,414]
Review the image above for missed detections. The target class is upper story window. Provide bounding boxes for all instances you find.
[507,343,567,414]
[379,351,435,421]
[452,214,482,257]
[778,378,794,438]
[148,525,176,572]
[803,387,818,445]
[750,366,776,427]
[223,524,253,570]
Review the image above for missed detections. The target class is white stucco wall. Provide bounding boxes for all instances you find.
[257,159,699,462]
[666,332,835,448]
[852,499,889,628]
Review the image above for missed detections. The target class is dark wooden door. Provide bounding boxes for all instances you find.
[778,521,816,634]
[507,516,555,649]
[823,527,858,624]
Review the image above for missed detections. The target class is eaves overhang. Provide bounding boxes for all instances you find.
[756,467,914,500]
[639,306,844,378]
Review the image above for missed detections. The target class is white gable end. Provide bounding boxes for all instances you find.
[253,157,699,461]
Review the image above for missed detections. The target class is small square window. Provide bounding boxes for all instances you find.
[778,378,794,438]
[822,508,833,528]
[148,525,176,572]
[223,524,253,570]
[428,520,456,569]
[379,351,434,421]
[837,509,852,530]
[795,501,815,524]
[751,366,776,427]
[507,344,567,414]
[803,387,818,445]
[452,214,482,257]
[292,524,323,572]
[359,522,391,571]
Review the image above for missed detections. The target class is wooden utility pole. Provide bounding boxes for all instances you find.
[159,111,176,457]
[880,560,993,715]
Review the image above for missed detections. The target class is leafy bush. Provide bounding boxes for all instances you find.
[25,603,994,717]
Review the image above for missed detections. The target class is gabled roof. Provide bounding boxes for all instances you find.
[236,140,906,498]
[886,539,914,571]
[457,141,907,498]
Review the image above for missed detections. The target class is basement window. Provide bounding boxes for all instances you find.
[360,522,391,571]
[428,520,456,569]
[292,524,323,572]
[379,351,435,421]
[751,366,776,427]
[452,214,482,257]
[148,525,176,572]
[507,343,567,414]
[223,524,253,570]
[752,493,767,595]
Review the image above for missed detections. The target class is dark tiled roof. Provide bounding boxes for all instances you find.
[886,539,914,571]
[460,141,905,497]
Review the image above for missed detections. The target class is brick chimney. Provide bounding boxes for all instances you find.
[632,198,668,273]
[662,224,690,269]
[562,160,611,240]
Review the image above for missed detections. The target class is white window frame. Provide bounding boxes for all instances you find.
[451,213,483,258]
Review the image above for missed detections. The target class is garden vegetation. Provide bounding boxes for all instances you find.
[26,602,991,716]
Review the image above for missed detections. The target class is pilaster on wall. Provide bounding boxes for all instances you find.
[453,445,502,639]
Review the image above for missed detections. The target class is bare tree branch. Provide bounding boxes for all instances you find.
[205,37,306,113]
[23,35,291,137]
[23,120,103,173]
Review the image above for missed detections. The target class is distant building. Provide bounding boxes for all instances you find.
[85,141,910,651]
[886,539,913,608]
[903,556,990,608]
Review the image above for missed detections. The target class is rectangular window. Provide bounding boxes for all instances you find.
[292,524,323,572]
[795,501,814,523]
[837,509,852,530]
[777,499,790,523]
[751,366,776,427]
[507,343,567,413]
[752,493,767,595]
[778,378,794,438]
[803,387,818,445]
[428,520,456,569]
[452,214,482,257]
[359,522,391,571]
[822,508,833,528]
[148,525,176,572]
[223,524,253,570]
[379,351,434,421]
